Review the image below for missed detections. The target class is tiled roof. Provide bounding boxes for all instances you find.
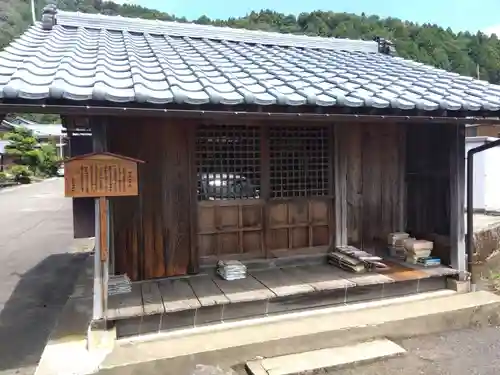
[1,10,500,112]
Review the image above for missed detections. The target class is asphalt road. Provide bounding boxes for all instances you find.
[329,326,500,375]
[0,178,87,375]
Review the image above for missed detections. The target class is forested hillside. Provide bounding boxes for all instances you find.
[1,1,500,114]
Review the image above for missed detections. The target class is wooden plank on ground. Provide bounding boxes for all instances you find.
[188,275,229,307]
[421,266,459,278]
[107,282,143,320]
[158,279,201,312]
[333,269,395,286]
[281,265,355,291]
[213,275,276,303]
[250,268,314,297]
[141,281,164,315]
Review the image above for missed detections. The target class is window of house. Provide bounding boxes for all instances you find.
[269,126,330,198]
[196,125,261,201]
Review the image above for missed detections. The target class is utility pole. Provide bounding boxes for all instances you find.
[476,64,480,80]
[31,0,36,24]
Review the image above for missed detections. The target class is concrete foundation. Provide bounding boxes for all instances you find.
[97,290,500,375]
[447,279,471,293]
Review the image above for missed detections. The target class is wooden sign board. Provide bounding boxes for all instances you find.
[64,152,144,198]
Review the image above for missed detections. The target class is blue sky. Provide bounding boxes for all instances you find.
[120,0,500,33]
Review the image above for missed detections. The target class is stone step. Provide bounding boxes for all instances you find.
[246,339,406,375]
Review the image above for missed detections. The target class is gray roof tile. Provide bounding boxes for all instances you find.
[0,11,500,111]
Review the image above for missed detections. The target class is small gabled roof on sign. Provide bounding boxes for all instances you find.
[65,152,145,164]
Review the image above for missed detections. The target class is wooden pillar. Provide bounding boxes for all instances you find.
[187,124,199,274]
[334,123,348,247]
[260,125,270,257]
[397,124,407,232]
[91,118,109,321]
[449,123,467,279]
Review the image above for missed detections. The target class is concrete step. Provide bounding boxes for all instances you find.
[97,290,500,374]
[246,339,406,375]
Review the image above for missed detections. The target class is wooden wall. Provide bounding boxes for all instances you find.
[107,119,195,280]
[103,116,456,280]
[341,122,405,246]
[405,123,455,264]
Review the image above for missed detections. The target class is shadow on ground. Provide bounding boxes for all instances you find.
[0,252,88,373]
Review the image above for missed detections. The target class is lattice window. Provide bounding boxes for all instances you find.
[196,125,261,201]
[269,126,329,198]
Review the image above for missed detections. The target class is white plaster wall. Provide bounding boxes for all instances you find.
[465,137,500,212]
[465,137,487,211]
[484,143,500,212]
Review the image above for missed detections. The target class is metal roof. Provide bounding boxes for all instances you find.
[0,10,500,111]
[1,117,63,136]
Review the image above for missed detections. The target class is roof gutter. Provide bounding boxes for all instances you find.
[1,103,500,124]
[466,137,500,292]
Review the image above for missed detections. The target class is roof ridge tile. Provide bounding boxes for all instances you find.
[55,11,379,53]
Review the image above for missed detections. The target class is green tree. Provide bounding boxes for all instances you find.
[4,126,39,171]
[37,142,60,177]
[4,127,61,178]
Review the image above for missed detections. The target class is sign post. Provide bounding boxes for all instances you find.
[64,152,144,321]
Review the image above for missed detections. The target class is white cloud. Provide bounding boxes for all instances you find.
[483,25,500,36]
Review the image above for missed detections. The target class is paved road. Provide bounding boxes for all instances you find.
[330,326,500,375]
[0,178,87,375]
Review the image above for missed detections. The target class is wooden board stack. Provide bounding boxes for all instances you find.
[387,232,410,259]
[404,239,434,264]
[328,246,390,273]
[108,274,132,295]
[328,249,365,273]
[216,260,247,281]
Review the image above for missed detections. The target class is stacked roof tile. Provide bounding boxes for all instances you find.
[0,9,500,112]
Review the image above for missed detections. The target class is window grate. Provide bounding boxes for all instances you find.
[196,125,261,201]
[269,126,329,198]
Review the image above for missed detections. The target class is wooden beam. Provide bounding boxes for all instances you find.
[449,124,466,279]
[334,123,348,247]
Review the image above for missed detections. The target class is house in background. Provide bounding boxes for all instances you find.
[0,6,499,344]
[0,116,66,157]
[466,123,500,137]
[0,140,14,171]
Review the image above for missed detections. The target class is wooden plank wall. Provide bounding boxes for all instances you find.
[405,123,453,264]
[107,118,194,281]
[104,117,455,279]
[343,122,405,246]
